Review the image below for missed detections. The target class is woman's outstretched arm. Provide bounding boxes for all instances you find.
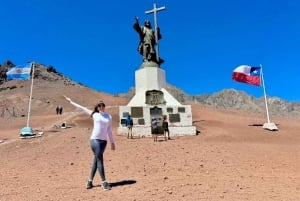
[63,95,92,115]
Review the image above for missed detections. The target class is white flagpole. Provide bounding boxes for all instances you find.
[260,64,270,123]
[260,64,278,131]
[26,62,35,127]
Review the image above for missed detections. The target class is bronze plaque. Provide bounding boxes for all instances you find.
[131,107,143,118]
[150,106,162,115]
[169,113,180,123]
[138,118,145,125]
[178,107,186,113]
[167,107,173,113]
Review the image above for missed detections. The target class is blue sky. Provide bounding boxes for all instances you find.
[1,0,299,102]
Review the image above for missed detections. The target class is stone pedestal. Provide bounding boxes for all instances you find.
[128,67,181,107]
[118,63,196,137]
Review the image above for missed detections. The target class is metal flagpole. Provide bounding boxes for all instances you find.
[260,64,270,123]
[26,62,35,127]
[20,62,36,137]
[260,64,278,131]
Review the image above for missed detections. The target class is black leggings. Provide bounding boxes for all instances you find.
[89,139,107,181]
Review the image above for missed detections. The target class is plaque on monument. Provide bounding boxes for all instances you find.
[122,112,130,118]
[120,118,127,126]
[145,90,165,105]
[138,118,145,125]
[169,113,180,123]
[131,107,143,118]
[167,107,173,113]
[178,107,186,113]
[150,106,162,115]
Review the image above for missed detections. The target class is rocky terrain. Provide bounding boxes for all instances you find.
[0,61,299,201]
[1,60,299,118]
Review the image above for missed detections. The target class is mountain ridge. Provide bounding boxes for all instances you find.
[1,61,299,117]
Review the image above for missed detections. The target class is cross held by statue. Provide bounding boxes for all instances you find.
[145,3,166,64]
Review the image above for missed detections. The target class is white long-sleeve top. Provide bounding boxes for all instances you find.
[69,100,114,143]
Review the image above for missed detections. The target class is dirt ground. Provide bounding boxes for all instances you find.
[1,100,300,201]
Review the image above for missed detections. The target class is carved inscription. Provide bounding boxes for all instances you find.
[145,90,165,105]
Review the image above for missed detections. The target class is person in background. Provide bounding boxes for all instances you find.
[56,106,60,115]
[152,118,159,142]
[64,95,115,191]
[163,116,171,140]
[125,114,133,139]
[59,106,63,115]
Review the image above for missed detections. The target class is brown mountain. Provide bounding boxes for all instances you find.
[2,61,299,117]
[0,62,299,201]
[121,81,300,117]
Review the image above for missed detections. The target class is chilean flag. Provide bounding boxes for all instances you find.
[232,65,261,86]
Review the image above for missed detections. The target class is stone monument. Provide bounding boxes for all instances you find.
[118,3,196,137]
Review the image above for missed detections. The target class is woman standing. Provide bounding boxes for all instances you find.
[163,116,171,140]
[64,96,115,191]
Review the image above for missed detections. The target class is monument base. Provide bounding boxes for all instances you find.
[118,125,197,138]
[118,105,197,137]
[119,64,197,138]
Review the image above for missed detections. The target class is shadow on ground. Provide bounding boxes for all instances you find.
[110,180,137,187]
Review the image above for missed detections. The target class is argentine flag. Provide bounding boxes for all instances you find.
[6,64,32,80]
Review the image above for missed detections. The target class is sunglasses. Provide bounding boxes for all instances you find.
[98,104,105,108]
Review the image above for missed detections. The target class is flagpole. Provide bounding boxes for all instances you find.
[260,64,271,123]
[26,62,35,127]
[19,62,37,137]
[260,64,278,131]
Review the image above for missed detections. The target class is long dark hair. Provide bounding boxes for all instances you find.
[90,101,105,117]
